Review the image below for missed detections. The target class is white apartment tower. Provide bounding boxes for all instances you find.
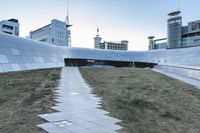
[30,19,71,47]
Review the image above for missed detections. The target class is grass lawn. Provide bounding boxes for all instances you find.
[80,67,200,133]
[0,68,61,133]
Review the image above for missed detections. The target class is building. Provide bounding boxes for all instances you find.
[148,36,155,50]
[148,36,167,50]
[0,19,19,36]
[94,28,128,51]
[149,11,200,50]
[168,11,200,48]
[30,19,71,47]
[99,41,128,51]
[167,11,182,49]
[94,28,102,49]
[181,20,200,47]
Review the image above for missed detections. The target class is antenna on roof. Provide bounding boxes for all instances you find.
[65,0,72,46]
[65,0,70,25]
[97,26,99,35]
[178,0,180,11]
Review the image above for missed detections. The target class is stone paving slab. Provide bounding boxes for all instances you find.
[37,67,121,133]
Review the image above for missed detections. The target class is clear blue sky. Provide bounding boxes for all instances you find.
[0,0,200,50]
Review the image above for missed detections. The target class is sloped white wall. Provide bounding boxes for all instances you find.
[154,65,200,81]
[0,32,200,73]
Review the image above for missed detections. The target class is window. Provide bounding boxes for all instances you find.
[15,27,19,36]
[194,39,200,44]
[3,31,12,34]
[2,25,13,30]
[57,32,64,38]
[181,38,187,46]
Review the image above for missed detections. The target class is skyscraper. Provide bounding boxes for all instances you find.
[167,11,182,49]
[94,28,102,49]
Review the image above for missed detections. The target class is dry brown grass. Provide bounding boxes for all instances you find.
[0,68,61,133]
[80,67,200,133]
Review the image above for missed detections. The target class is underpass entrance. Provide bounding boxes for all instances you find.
[64,58,134,67]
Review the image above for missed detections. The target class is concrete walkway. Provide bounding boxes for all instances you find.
[37,67,121,133]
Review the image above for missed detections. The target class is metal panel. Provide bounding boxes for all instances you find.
[11,49,21,55]
[0,64,4,72]
[11,64,21,71]
[1,64,13,72]
[0,55,9,63]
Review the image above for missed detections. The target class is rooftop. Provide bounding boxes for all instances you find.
[168,11,181,16]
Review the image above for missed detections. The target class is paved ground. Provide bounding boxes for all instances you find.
[37,67,121,133]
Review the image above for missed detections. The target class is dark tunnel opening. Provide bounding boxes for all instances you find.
[64,58,134,67]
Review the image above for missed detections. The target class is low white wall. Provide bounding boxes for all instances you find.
[154,65,200,81]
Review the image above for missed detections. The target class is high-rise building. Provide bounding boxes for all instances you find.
[148,36,155,50]
[167,11,182,49]
[94,28,128,51]
[149,11,200,50]
[94,28,102,49]
[29,19,71,47]
[0,19,19,36]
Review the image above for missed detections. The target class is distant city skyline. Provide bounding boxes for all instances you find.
[0,0,200,51]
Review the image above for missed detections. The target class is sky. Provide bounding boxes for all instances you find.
[0,0,200,51]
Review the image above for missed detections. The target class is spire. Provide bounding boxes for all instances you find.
[178,0,180,11]
[65,15,70,25]
[65,0,70,25]
[97,27,99,35]
[65,0,71,47]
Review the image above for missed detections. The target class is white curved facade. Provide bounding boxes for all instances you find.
[0,32,200,73]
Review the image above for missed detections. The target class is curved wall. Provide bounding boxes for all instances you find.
[0,33,200,73]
